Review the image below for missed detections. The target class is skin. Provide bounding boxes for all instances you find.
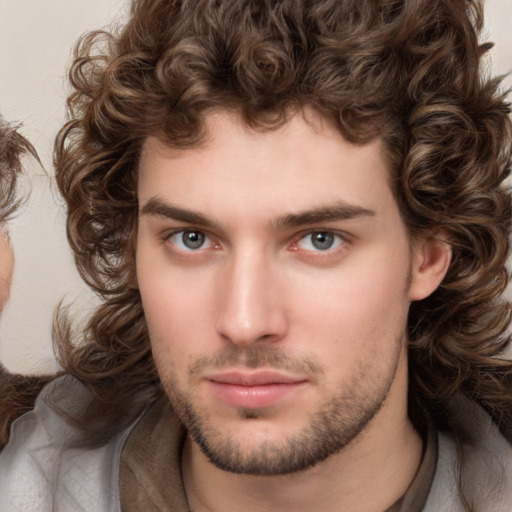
[0,230,14,310]
[136,110,451,512]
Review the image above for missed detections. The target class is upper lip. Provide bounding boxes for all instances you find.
[207,370,306,386]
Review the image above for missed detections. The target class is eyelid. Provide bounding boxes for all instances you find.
[160,226,351,254]
[164,228,218,252]
[290,229,350,253]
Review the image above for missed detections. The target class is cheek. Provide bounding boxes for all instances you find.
[0,236,14,309]
[289,251,411,358]
[137,255,217,362]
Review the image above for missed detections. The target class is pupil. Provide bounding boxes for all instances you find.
[183,231,204,249]
[312,232,333,250]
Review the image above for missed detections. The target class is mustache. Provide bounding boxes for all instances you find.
[189,344,323,377]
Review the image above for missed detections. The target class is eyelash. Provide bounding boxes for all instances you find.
[165,229,218,252]
[163,228,349,257]
[292,231,346,252]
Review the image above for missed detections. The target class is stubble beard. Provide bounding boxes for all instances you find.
[159,340,403,476]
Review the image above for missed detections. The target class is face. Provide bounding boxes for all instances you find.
[0,229,14,310]
[136,111,430,475]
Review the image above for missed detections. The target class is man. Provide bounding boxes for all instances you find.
[1,0,511,510]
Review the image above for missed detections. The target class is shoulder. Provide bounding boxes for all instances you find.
[0,375,139,512]
[424,395,512,512]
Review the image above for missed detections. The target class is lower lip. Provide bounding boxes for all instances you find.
[208,381,306,409]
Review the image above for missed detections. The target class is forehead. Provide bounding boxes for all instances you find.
[137,111,396,223]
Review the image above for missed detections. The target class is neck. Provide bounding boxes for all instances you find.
[182,357,423,512]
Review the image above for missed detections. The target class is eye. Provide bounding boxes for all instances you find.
[167,229,214,251]
[296,231,345,252]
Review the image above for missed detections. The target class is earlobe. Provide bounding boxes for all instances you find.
[408,230,452,301]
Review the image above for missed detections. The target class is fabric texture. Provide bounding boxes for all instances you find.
[0,375,511,511]
[119,396,188,511]
[385,428,438,512]
[0,376,135,512]
[119,397,438,512]
[423,396,512,512]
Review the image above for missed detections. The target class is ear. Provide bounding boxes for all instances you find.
[408,229,452,301]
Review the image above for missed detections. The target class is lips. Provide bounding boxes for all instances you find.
[209,370,303,386]
[206,370,307,409]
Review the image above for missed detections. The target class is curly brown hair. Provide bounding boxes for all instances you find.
[52,0,511,441]
[0,118,35,224]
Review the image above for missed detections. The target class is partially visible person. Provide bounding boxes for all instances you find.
[0,235,13,312]
[0,117,51,447]
[0,118,25,309]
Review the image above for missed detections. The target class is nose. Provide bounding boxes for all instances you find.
[215,250,288,347]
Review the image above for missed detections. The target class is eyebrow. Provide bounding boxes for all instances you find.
[140,197,376,230]
[271,203,376,229]
[140,198,220,228]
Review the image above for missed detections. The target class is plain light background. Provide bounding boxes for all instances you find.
[0,1,511,374]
